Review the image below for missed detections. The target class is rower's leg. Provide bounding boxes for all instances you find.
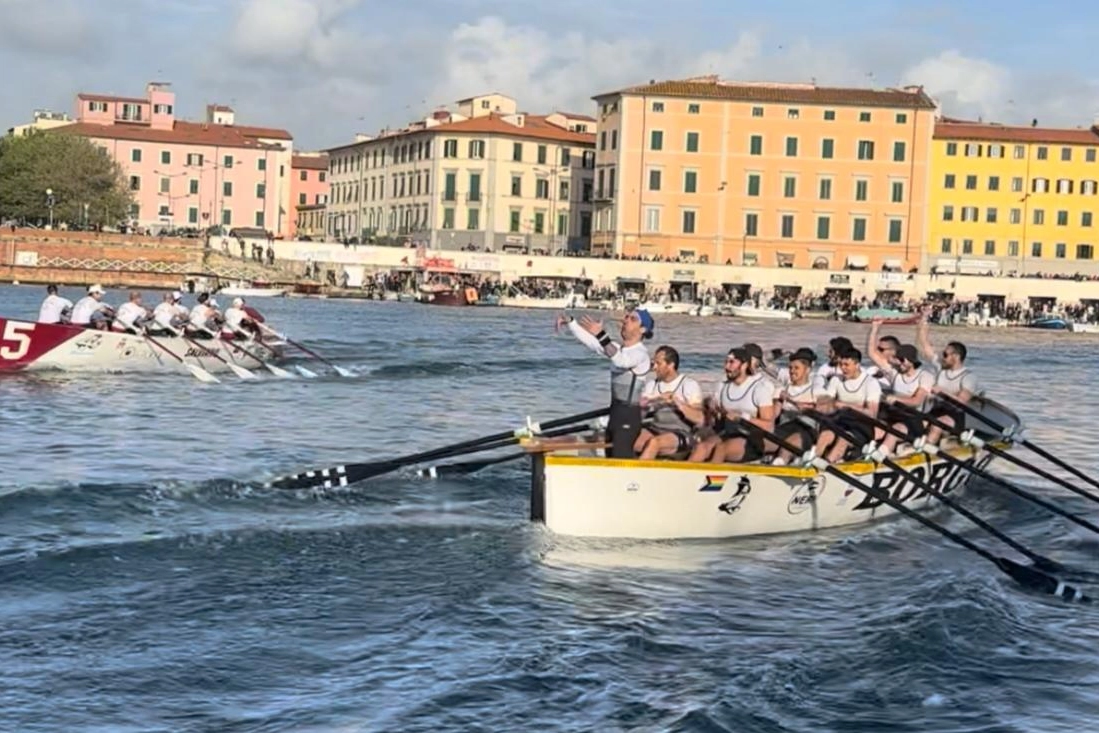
[813,429,835,458]
[633,429,654,456]
[926,414,954,445]
[826,436,850,463]
[688,435,719,462]
[640,433,678,460]
[718,438,747,463]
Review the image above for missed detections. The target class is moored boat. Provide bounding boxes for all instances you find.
[0,316,285,375]
[727,302,795,320]
[852,307,919,324]
[497,292,586,310]
[528,396,1019,540]
[1028,316,1069,330]
[1070,321,1099,333]
[218,280,289,298]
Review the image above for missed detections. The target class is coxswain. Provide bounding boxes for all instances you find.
[916,312,980,444]
[813,347,882,462]
[111,291,152,333]
[221,297,253,339]
[634,345,704,460]
[867,342,933,456]
[686,346,776,463]
[817,336,854,381]
[152,291,189,333]
[771,347,824,465]
[70,284,112,330]
[38,284,73,324]
[557,308,654,458]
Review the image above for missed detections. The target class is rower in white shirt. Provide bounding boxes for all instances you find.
[813,347,882,463]
[37,285,73,324]
[685,346,777,463]
[916,312,981,445]
[70,284,112,329]
[817,336,854,382]
[111,291,152,333]
[865,329,900,391]
[557,307,653,458]
[772,347,826,465]
[867,336,934,456]
[188,293,221,335]
[152,291,189,333]
[221,297,252,338]
[635,345,704,460]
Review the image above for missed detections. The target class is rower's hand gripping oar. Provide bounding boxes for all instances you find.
[265,407,610,490]
[416,423,596,478]
[200,327,294,379]
[740,421,1088,602]
[937,392,1099,501]
[165,325,257,381]
[257,321,351,378]
[810,408,1069,577]
[127,322,220,384]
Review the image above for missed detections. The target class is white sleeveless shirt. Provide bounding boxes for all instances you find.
[715,374,775,419]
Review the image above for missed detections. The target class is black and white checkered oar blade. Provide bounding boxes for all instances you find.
[265,463,357,490]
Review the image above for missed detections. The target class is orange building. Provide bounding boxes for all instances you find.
[590,77,937,271]
[290,152,329,237]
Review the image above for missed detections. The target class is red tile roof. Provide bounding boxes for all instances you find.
[555,111,596,122]
[934,120,1099,146]
[429,114,595,144]
[233,124,293,141]
[77,93,147,105]
[292,154,329,170]
[597,78,937,109]
[57,120,283,150]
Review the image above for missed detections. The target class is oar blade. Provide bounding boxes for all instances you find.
[265,363,295,379]
[334,366,354,378]
[187,364,221,383]
[229,363,259,380]
[295,365,320,378]
[995,557,1089,602]
[265,460,398,490]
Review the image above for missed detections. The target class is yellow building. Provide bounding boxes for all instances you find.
[929,120,1099,276]
[590,76,938,271]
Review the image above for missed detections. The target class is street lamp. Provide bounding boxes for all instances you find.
[45,188,55,230]
[83,202,90,229]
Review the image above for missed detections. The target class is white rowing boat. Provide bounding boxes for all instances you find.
[528,396,1019,540]
[218,285,289,298]
[0,316,285,376]
[497,293,587,310]
[726,302,795,320]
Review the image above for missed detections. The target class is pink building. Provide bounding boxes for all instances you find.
[290,153,329,237]
[61,83,295,236]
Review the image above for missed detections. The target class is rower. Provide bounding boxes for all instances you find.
[222,297,253,339]
[771,347,824,465]
[867,330,900,390]
[916,313,980,445]
[557,308,653,458]
[70,284,112,330]
[687,346,776,463]
[870,343,933,456]
[813,347,882,463]
[817,336,854,381]
[38,284,73,324]
[188,293,220,336]
[152,291,188,333]
[111,291,152,333]
[634,346,704,460]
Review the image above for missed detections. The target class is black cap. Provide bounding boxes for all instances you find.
[790,347,818,364]
[728,347,751,363]
[829,336,854,353]
[896,344,921,367]
[743,342,764,363]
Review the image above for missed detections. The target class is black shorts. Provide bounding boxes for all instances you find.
[927,404,966,432]
[775,419,817,449]
[718,422,765,461]
[831,411,874,446]
[880,405,925,439]
[645,426,696,455]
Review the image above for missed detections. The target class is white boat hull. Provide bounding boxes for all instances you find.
[0,317,284,376]
[637,301,698,315]
[498,294,586,310]
[530,397,1019,540]
[728,305,795,320]
[1070,322,1099,333]
[218,286,289,298]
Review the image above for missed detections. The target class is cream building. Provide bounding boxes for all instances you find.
[7,109,74,137]
[324,94,596,252]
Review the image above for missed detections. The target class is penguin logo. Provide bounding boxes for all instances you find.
[718,475,752,514]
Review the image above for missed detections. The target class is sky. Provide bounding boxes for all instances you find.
[2,0,1098,150]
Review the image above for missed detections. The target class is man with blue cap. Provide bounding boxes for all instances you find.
[557,306,653,457]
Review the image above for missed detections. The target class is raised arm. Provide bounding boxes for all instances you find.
[916,309,936,363]
[865,318,891,373]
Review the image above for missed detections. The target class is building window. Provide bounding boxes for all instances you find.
[510,175,522,197]
[1032,241,1043,257]
[819,178,832,200]
[888,219,903,243]
[752,106,763,117]
[509,210,521,233]
[1012,177,1023,193]
[946,142,958,156]
[1057,179,1073,194]
[1078,244,1094,259]
[1060,147,1073,162]
[467,140,485,159]
[222,209,231,226]
[131,149,142,163]
[559,180,569,200]
[256,183,266,198]
[1033,178,1049,193]
[787,108,799,119]
[989,176,1000,191]
[1056,242,1066,258]
[188,207,198,224]
[560,148,571,167]
[1012,145,1024,159]
[158,205,169,216]
[537,145,548,164]
[299,193,306,205]
[962,239,973,254]
[1083,180,1098,195]
[684,170,697,193]
[536,179,550,199]
[821,138,834,159]
[129,176,140,191]
[823,110,835,121]
[189,179,199,195]
[747,174,761,197]
[534,212,547,234]
[961,206,978,222]
[652,101,664,112]
[512,142,523,161]
[817,216,830,240]
[893,141,906,162]
[857,140,874,160]
[649,169,662,191]
[785,137,798,157]
[160,177,170,194]
[254,211,264,227]
[686,132,700,153]
[221,181,232,198]
[650,130,663,151]
[682,210,696,233]
[556,212,567,236]
[980,239,994,255]
[896,113,908,124]
[987,207,998,223]
[688,103,701,114]
[442,172,457,201]
[258,158,266,171]
[941,238,952,253]
[468,173,482,202]
[1084,212,1093,227]
[965,175,977,190]
[1087,149,1097,162]
[1034,209,1045,225]
[300,170,308,181]
[1008,240,1019,257]
[645,207,661,232]
[855,180,868,201]
[441,207,454,229]
[161,151,171,165]
[891,181,904,203]
[745,212,758,237]
[943,205,954,221]
[852,217,867,241]
[944,174,955,189]
[1010,208,1021,224]
[1057,210,1069,226]
[1037,146,1048,160]
[965,143,981,157]
[987,144,1003,158]
[319,172,326,182]
[783,176,796,198]
[859,112,871,122]
[781,214,794,238]
[749,135,763,155]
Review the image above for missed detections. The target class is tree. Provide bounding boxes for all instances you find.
[0,130,134,227]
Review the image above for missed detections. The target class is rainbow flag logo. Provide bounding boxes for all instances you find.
[698,475,728,492]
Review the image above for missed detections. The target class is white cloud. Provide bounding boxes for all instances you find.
[902,50,1011,120]
[228,0,366,69]
[0,0,102,57]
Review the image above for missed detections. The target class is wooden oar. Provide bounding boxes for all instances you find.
[257,322,352,377]
[741,421,1088,602]
[811,409,1068,576]
[417,424,595,477]
[200,327,294,379]
[937,393,1099,498]
[124,322,220,384]
[266,407,611,490]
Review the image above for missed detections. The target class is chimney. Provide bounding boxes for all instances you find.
[1032,118,1038,127]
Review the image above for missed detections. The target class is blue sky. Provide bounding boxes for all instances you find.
[1,0,1096,150]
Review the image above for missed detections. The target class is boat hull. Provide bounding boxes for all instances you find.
[420,290,472,306]
[498,294,586,310]
[728,305,794,320]
[218,287,288,298]
[0,317,284,375]
[1070,322,1099,333]
[531,396,1020,540]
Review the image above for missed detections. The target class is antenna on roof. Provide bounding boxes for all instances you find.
[1032,118,1038,127]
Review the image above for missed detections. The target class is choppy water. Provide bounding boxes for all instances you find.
[3,283,1099,732]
